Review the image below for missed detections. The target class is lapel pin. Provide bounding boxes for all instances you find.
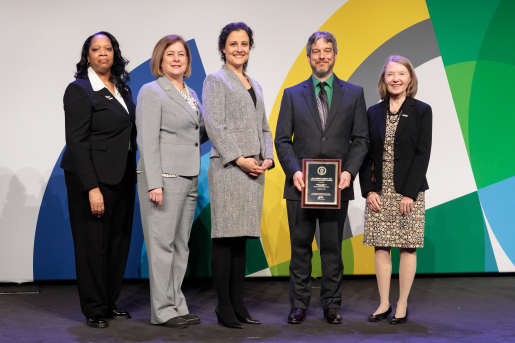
[105,95,113,100]
[165,85,170,89]
[402,114,408,117]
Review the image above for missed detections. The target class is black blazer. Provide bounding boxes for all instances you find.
[275,75,369,201]
[359,97,432,200]
[60,78,137,192]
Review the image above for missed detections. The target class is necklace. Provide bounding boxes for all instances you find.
[387,98,404,116]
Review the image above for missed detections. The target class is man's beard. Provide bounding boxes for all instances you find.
[311,60,335,79]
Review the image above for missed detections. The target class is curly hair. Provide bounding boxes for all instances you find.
[74,31,130,98]
[218,22,254,72]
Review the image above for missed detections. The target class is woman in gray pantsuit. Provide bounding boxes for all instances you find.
[202,22,274,329]
[136,35,207,329]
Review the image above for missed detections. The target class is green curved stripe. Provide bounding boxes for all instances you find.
[468,61,515,188]
[427,0,501,67]
[477,0,515,67]
[245,239,270,276]
[392,192,485,274]
[186,204,212,277]
[444,61,477,157]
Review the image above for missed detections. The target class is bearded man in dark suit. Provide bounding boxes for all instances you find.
[275,31,369,324]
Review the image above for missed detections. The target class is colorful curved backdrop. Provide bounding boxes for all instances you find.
[32,0,515,280]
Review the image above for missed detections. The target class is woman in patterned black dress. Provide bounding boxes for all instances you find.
[359,55,432,324]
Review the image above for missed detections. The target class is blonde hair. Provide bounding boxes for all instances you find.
[150,35,191,78]
[377,55,418,100]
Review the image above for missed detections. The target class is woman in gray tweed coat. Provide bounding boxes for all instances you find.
[202,22,274,329]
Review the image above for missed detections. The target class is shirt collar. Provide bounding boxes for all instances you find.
[88,67,119,95]
[312,73,334,89]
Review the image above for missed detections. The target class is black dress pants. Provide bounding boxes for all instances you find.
[286,199,349,310]
[64,156,135,318]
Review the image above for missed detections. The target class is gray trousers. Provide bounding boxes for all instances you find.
[138,174,198,324]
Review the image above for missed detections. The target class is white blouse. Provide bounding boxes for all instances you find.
[88,67,129,114]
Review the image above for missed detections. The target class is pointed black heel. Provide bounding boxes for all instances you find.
[215,306,243,329]
[368,306,392,322]
[234,310,261,324]
[390,307,409,325]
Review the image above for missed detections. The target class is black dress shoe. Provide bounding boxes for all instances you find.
[163,316,190,329]
[86,315,108,328]
[234,310,261,324]
[287,308,307,324]
[368,306,392,322]
[215,306,243,329]
[105,309,131,320]
[390,307,409,325]
[323,308,343,324]
[180,313,200,325]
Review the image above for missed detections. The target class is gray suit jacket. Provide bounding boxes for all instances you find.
[136,76,207,191]
[203,65,274,165]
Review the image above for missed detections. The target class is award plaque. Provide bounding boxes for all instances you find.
[301,159,341,209]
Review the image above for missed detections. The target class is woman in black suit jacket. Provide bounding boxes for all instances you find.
[60,31,136,328]
[359,55,432,325]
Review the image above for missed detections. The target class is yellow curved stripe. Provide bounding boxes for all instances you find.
[350,234,376,274]
[261,0,430,269]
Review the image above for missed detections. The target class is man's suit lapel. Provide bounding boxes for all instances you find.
[323,77,344,135]
[395,97,415,140]
[302,79,323,134]
[157,76,199,125]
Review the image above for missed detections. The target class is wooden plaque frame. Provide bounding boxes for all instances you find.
[301,159,341,209]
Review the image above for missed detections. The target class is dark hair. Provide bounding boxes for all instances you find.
[218,22,254,72]
[74,31,130,98]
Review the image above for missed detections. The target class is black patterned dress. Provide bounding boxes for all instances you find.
[362,109,425,248]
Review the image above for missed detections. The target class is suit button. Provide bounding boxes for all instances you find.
[395,142,398,146]
[195,125,199,130]
[195,143,199,147]
[395,157,399,160]
[322,138,326,141]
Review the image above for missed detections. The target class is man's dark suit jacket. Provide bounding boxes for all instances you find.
[275,75,369,201]
[60,78,137,192]
[359,97,432,200]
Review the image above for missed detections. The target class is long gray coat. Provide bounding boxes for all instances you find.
[203,66,274,238]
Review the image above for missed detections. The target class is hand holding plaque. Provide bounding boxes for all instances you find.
[301,159,341,209]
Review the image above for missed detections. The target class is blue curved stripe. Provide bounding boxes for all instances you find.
[478,176,515,267]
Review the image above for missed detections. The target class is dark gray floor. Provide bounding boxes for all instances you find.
[0,277,513,342]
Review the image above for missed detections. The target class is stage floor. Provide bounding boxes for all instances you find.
[0,276,512,342]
